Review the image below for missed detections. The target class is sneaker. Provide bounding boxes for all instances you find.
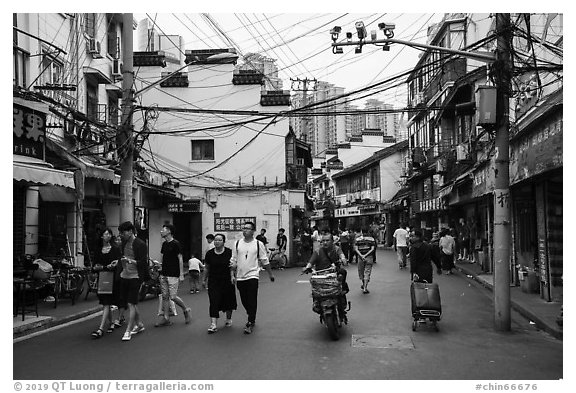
[121,331,131,341]
[112,320,123,329]
[184,308,192,324]
[207,324,218,334]
[360,284,364,290]
[225,319,233,327]
[190,290,194,294]
[131,323,145,335]
[154,318,173,327]
[363,289,370,294]
[243,322,254,334]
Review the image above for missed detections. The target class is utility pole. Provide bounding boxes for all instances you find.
[118,13,134,224]
[291,78,317,144]
[330,15,513,331]
[493,13,512,331]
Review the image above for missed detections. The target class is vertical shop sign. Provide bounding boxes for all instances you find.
[13,103,46,160]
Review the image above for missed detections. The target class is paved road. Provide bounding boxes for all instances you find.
[13,249,562,380]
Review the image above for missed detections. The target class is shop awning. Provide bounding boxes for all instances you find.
[38,186,76,202]
[13,162,75,189]
[83,66,113,85]
[45,138,119,183]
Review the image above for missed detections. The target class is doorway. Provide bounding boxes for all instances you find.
[172,212,202,263]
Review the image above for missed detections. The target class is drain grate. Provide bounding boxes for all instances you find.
[351,335,415,349]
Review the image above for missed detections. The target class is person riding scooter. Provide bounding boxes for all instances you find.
[302,232,349,311]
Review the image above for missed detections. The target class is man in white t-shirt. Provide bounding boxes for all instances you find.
[230,221,275,334]
[393,224,409,269]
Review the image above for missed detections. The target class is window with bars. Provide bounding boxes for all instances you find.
[191,140,214,161]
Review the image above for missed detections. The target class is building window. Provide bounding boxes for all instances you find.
[107,16,119,58]
[13,48,29,88]
[85,13,97,37]
[191,140,214,161]
[41,52,64,88]
[86,83,98,122]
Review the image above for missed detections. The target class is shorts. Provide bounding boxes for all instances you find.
[189,270,200,279]
[160,275,180,299]
[120,278,141,305]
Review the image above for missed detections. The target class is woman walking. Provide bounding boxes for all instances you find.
[91,228,122,338]
[203,234,237,333]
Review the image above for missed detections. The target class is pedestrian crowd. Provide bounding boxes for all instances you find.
[90,217,467,341]
[90,220,275,341]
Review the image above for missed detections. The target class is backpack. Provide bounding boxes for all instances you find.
[235,239,263,260]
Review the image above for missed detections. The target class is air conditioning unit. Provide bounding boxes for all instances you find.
[456,143,469,161]
[112,59,123,77]
[87,38,102,58]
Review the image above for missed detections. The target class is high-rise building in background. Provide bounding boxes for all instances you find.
[291,83,407,158]
[238,52,283,91]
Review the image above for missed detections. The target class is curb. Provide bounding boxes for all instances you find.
[455,265,563,340]
[13,306,102,339]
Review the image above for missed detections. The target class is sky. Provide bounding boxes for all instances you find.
[133,12,445,108]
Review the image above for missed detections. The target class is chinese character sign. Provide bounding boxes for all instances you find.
[14,104,46,160]
[214,217,256,231]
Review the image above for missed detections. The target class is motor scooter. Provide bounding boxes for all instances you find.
[138,259,161,301]
[305,266,350,340]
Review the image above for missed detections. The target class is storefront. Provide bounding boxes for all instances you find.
[335,203,381,233]
[510,99,562,302]
[13,99,81,265]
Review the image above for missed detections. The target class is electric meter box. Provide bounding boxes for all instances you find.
[475,85,497,126]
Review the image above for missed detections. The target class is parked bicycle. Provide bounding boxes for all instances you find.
[51,262,85,306]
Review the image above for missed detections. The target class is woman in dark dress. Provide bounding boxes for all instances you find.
[203,233,237,334]
[91,228,122,338]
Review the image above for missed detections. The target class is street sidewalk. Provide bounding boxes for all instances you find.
[452,258,563,340]
[13,249,563,340]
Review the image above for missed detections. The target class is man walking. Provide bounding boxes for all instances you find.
[353,232,376,294]
[117,221,148,341]
[275,228,288,269]
[155,224,191,327]
[393,223,409,269]
[409,230,437,283]
[255,229,268,249]
[230,222,275,334]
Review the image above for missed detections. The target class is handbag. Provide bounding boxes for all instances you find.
[97,271,115,295]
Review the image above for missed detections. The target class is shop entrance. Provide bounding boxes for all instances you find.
[173,212,202,263]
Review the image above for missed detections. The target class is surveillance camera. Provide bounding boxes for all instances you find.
[378,23,395,30]
[355,21,367,40]
[346,32,353,41]
[330,26,342,35]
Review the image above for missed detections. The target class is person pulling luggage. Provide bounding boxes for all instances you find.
[409,230,440,283]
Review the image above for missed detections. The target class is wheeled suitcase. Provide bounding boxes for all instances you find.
[410,281,441,331]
